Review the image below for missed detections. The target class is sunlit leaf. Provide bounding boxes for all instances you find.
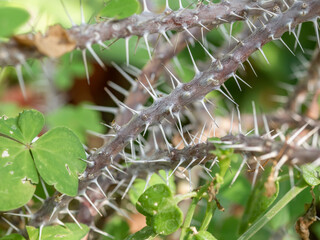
[98,0,141,20]
[32,127,86,196]
[0,7,30,37]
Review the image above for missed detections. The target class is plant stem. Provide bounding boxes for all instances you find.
[199,200,216,231]
[174,192,198,204]
[180,197,199,240]
[238,180,308,240]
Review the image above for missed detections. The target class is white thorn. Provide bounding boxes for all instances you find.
[217,88,238,106]
[108,82,128,96]
[82,49,90,84]
[83,192,102,216]
[246,59,257,77]
[86,43,105,69]
[122,175,137,199]
[125,37,130,66]
[279,37,295,56]
[60,0,76,26]
[236,106,242,134]
[258,47,269,64]
[287,122,309,144]
[111,62,136,86]
[292,31,304,53]
[230,155,247,186]
[84,104,117,114]
[80,0,85,24]
[314,19,320,48]
[15,64,27,99]
[159,124,172,152]
[252,101,259,136]
[67,208,82,229]
[143,34,152,59]
[186,42,200,75]
[40,178,49,199]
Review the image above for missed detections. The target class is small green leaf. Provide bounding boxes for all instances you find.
[151,205,183,235]
[239,167,279,234]
[0,234,26,240]
[192,231,217,240]
[32,127,87,196]
[103,216,130,240]
[26,223,89,240]
[98,0,141,20]
[129,170,176,205]
[136,184,173,216]
[302,165,320,186]
[0,137,38,211]
[0,7,30,37]
[18,110,44,143]
[125,226,156,240]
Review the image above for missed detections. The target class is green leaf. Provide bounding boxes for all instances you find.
[103,216,130,240]
[129,170,176,205]
[239,167,279,234]
[136,184,173,216]
[26,223,89,240]
[302,165,320,186]
[31,127,87,196]
[0,7,30,37]
[151,205,183,235]
[18,110,44,143]
[0,115,25,143]
[46,104,105,143]
[98,0,141,20]
[0,110,44,144]
[125,226,156,240]
[192,231,217,240]
[0,137,38,211]
[0,233,26,240]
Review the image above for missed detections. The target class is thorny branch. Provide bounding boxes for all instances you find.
[0,0,289,66]
[25,0,320,230]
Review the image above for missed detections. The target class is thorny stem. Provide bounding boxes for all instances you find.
[28,0,320,228]
[238,180,308,240]
[0,0,289,66]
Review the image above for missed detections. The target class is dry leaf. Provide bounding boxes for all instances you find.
[34,25,76,58]
[13,25,76,58]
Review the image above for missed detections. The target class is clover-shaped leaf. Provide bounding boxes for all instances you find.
[0,110,86,211]
[26,223,89,240]
[32,127,87,196]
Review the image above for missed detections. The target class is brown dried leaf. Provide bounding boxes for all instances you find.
[13,25,76,58]
[34,25,76,58]
[13,33,37,47]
